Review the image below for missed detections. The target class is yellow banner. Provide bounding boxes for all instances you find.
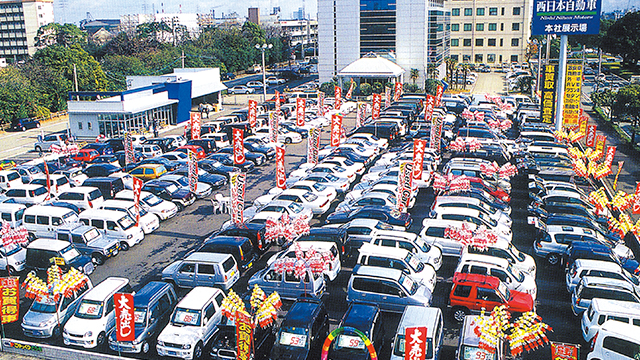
[563,64,583,128]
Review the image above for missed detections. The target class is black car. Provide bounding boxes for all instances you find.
[142,180,195,211]
[125,157,179,172]
[280,123,309,138]
[83,143,114,155]
[207,153,255,172]
[106,138,125,152]
[11,118,40,131]
[244,142,276,160]
[197,236,258,274]
[186,139,218,154]
[216,222,269,253]
[168,167,227,189]
[564,241,640,273]
[89,155,119,166]
[215,147,267,166]
[327,302,384,360]
[269,298,329,360]
[144,138,175,153]
[198,159,238,180]
[83,163,122,178]
[296,228,349,262]
[114,150,145,167]
[325,206,413,228]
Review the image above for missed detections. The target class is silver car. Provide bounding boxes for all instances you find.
[158,174,212,199]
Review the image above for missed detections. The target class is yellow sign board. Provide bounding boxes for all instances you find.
[563,64,583,128]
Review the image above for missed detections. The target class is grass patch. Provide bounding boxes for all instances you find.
[601,62,640,80]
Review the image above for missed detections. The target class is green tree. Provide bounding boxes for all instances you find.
[20,61,69,112]
[612,86,640,143]
[404,83,419,93]
[569,18,614,49]
[591,88,616,109]
[427,63,439,79]
[601,11,640,66]
[35,23,87,48]
[372,82,384,94]
[359,83,373,96]
[410,68,420,85]
[33,45,108,92]
[424,79,439,95]
[515,75,535,94]
[0,67,39,124]
[136,22,172,43]
[242,21,266,45]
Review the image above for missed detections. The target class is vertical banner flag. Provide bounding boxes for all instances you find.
[384,86,392,108]
[532,0,602,36]
[233,128,245,165]
[345,79,355,100]
[541,64,558,124]
[372,93,381,120]
[334,85,342,111]
[307,128,321,164]
[633,182,640,215]
[296,98,306,127]
[235,310,253,360]
[188,150,198,193]
[429,116,443,153]
[393,82,403,102]
[43,161,51,200]
[356,102,366,128]
[132,177,143,226]
[190,112,201,140]
[550,342,580,360]
[230,172,246,224]
[614,161,624,191]
[0,277,19,324]
[405,326,427,360]
[435,85,444,107]
[397,162,413,213]
[318,91,325,117]
[331,115,342,147]
[269,112,279,144]
[114,293,135,342]
[248,99,258,129]
[586,124,597,147]
[424,95,436,123]
[595,135,606,159]
[563,63,583,128]
[604,146,617,169]
[412,140,427,181]
[276,146,286,189]
[579,113,588,135]
[124,132,134,165]
[275,90,281,115]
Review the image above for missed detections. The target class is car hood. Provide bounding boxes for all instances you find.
[109,326,148,342]
[172,188,193,199]
[270,345,312,360]
[22,309,56,328]
[158,323,205,345]
[65,315,106,335]
[162,261,182,277]
[509,291,534,313]
[87,236,119,250]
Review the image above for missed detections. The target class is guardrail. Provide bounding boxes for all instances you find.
[0,337,130,360]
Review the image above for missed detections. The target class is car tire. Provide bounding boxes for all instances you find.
[36,123,40,128]
[21,126,26,132]
[92,253,106,266]
[97,331,106,347]
[452,306,469,322]
[546,253,561,266]
[35,146,42,153]
[193,341,203,360]
[120,241,130,251]
[175,202,184,212]
[6,266,16,276]
[142,341,150,354]
[28,232,36,242]
[53,325,61,338]
[285,138,292,144]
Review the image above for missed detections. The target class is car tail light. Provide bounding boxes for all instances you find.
[322,200,329,208]
[224,273,228,281]
[327,262,332,271]
[534,241,542,248]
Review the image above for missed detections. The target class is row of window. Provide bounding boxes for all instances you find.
[452,23,520,32]
[449,54,520,64]
[452,7,521,16]
[451,38,520,47]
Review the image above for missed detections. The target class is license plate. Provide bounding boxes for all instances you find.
[168,351,177,356]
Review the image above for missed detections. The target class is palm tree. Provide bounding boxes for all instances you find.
[427,63,439,79]
[445,57,457,84]
[460,64,471,89]
[410,68,420,85]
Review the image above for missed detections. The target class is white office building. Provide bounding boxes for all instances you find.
[0,0,53,60]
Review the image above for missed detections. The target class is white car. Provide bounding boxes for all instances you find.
[256,200,313,222]
[432,196,511,227]
[253,127,303,144]
[256,189,331,215]
[345,184,416,209]
[227,85,255,94]
[429,207,512,239]
[267,241,341,281]
[160,151,189,163]
[246,81,264,88]
[266,77,285,85]
[4,184,49,206]
[335,192,398,213]
[349,133,388,150]
[290,163,357,184]
[318,144,376,161]
[99,199,160,234]
[158,174,213,199]
[320,156,365,175]
[29,174,72,196]
[109,172,135,190]
[165,135,187,148]
[114,190,178,221]
[284,180,337,203]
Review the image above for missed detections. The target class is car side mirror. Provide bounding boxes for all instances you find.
[203,317,208,326]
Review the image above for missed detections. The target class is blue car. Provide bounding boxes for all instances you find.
[325,205,412,229]
[83,143,114,155]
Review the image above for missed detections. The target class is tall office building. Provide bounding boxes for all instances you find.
[445,0,532,64]
[0,0,54,61]
[318,0,450,85]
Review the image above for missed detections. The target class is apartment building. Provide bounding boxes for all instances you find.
[446,0,532,65]
[0,0,53,61]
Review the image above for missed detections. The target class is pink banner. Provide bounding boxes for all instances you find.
[384,87,391,108]
[269,112,279,143]
[114,293,135,341]
[356,102,366,128]
[132,177,142,226]
[424,95,435,123]
[296,98,306,127]
[585,124,597,147]
[318,92,325,117]
[394,82,403,102]
[233,128,245,164]
[331,115,342,147]
[435,85,444,107]
[188,150,198,193]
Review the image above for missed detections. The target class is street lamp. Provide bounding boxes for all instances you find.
[256,43,273,102]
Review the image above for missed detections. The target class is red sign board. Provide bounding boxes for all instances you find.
[435,85,444,107]
[585,124,597,147]
[296,98,306,127]
[276,146,286,189]
[595,135,606,159]
[235,310,253,360]
[248,100,257,128]
[604,146,617,168]
[372,93,381,120]
[0,277,19,324]
[132,177,143,226]
[424,95,435,123]
[331,115,342,147]
[633,183,640,215]
[233,128,245,165]
[394,82,403,102]
[550,342,579,360]
[275,90,281,115]
[114,293,135,342]
[412,140,427,181]
[405,326,427,360]
[190,113,201,140]
[334,86,342,110]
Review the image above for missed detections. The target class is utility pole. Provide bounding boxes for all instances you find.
[73,64,79,101]
[182,50,185,68]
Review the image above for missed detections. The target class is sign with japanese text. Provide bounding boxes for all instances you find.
[424,95,435,123]
[235,310,253,360]
[579,114,587,135]
[331,115,342,147]
[248,100,258,128]
[334,86,342,110]
[429,118,443,152]
[114,293,135,341]
[595,135,606,159]
[604,146,617,168]
[397,162,413,212]
[188,150,198,193]
[413,140,427,181]
[385,86,391,108]
[345,79,355,100]
[318,92,325,117]
[550,341,579,360]
[405,326,427,360]
[563,64,583,128]
[233,128,245,165]
[190,112,201,140]
[132,177,143,226]
[394,82,403,102]
[585,124,597,147]
[296,98,306,127]
[124,132,134,165]
[269,112,279,144]
[372,93,381,120]
[532,0,601,35]
[275,91,281,115]
[435,85,444,107]
[307,128,321,164]
[633,183,640,215]
[0,277,19,324]
[276,146,286,189]
[541,64,558,124]
[230,172,246,224]
[356,102,365,128]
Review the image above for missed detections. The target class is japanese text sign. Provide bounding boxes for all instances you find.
[372,93,381,120]
[334,86,342,110]
[276,146,286,189]
[114,293,135,341]
[188,150,198,193]
[307,128,321,165]
[190,113,201,140]
[424,95,436,123]
[397,162,413,212]
[0,277,19,324]
[233,128,245,165]
[405,326,427,360]
[541,64,558,124]
[275,91,281,115]
[532,0,601,35]
[132,177,143,226]
[563,64,583,128]
[248,100,258,128]
[296,98,306,127]
[394,82,403,102]
[550,341,579,360]
[230,172,246,225]
[413,140,427,181]
[235,310,253,360]
[356,102,365,128]
[318,92,325,117]
[269,112,279,144]
[385,87,391,108]
[435,85,444,107]
[633,183,640,215]
[331,115,342,147]
[124,132,134,165]
[585,124,597,147]
[595,135,606,158]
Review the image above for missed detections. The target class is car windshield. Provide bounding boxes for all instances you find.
[128,205,147,216]
[393,334,433,358]
[399,274,418,295]
[118,215,136,230]
[174,177,189,186]
[507,264,525,282]
[31,296,58,314]
[405,253,424,272]
[76,299,104,319]
[165,184,179,193]
[143,194,163,206]
[301,192,318,202]
[375,221,393,230]
[287,202,304,213]
[84,228,101,242]
[61,245,80,262]
[262,206,285,213]
[172,308,201,326]
[278,327,308,348]
[134,307,147,326]
[0,243,21,257]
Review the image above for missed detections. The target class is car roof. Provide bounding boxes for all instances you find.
[574,259,622,271]
[184,252,233,263]
[341,303,379,332]
[177,287,222,309]
[80,209,129,220]
[203,236,248,246]
[24,205,75,216]
[85,277,129,301]
[10,184,44,190]
[134,281,172,307]
[580,276,635,290]
[61,186,100,194]
[452,272,500,288]
[460,253,510,268]
[28,239,72,252]
[282,299,323,327]
[359,243,410,258]
[353,265,403,280]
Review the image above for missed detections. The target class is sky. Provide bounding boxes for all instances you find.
[54,0,630,25]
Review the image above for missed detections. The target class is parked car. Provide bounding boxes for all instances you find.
[4,184,48,206]
[114,190,178,221]
[197,236,258,274]
[71,149,100,163]
[161,252,240,290]
[12,118,40,131]
[129,164,168,182]
[248,260,325,300]
[142,180,196,211]
[83,143,114,156]
[83,164,122,178]
[158,174,212,199]
[325,206,412,229]
[25,239,95,275]
[327,302,385,360]
[586,320,640,360]
[228,85,255,94]
[55,223,120,265]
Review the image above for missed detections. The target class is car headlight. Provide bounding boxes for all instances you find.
[64,328,69,335]
[127,234,133,239]
[158,340,165,346]
[85,331,93,337]
[183,344,191,349]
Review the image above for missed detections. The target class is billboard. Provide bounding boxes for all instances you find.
[532,0,602,35]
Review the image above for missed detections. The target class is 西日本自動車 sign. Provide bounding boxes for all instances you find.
[532,0,602,35]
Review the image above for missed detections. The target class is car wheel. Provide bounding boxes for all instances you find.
[53,325,61,338]
[120,241,130,251]
[92,253,106,266]
[285,138,292,144]
[452,307,469,322]
[142,341,150,354]
[36,123,40,128]
[28,232,36,242]
[175,202,184,212]
[6,266,16,276]
[35,146,42,153]
[546,253,560,266]
[97,331,106,347]
[193,341,203,359]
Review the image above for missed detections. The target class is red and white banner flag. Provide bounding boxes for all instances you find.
[384,86,391,108]
[330,115,342,147]
[269,112,279,143]
[230,172,246,224]
[318,91,325,117]
[585,124,597,147]
[190,113,201,140]
[307,128,321,164]
[356,102,366,128]
[235,310,253,360]
[296,98,306,127]
[372,93,381,120]
[233,128,245,165]
[405,326,427,360]
[604,146,617,168]
[412,139,427,181]
[132,177,142,226]
[124,132,134,165]
[424,94,436,123]
[188,150,198,193]
[345,79,355,100]
[435,85,444,107]
[474,111,484,122]
[248,99,258,128]
[334,86,342,110]
[397,162,413,212]
[393,82,403,102]
[633,183,640,215]
[595,135,606,159]
[114,293,135,342]
[43,161,51,200]
[275,90,281,115]
[276,146,286,189]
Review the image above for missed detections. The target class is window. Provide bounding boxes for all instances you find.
[1,213,11,222]
[511,55,519,62]
[51,217,62,226]
[489,7,498,15]
[453,285,472,297]
[451,55,459,61]
[501,23,504,31]
[475,54,484,63]
[107,221,117,230]
[602,336,640,359]
[451,39,459,47]
[451,24,459,31]
[500,38,504,47]
[512,23,520,31]
[488,38,496,46]
[72,234,84,244]
[477,8,485,16]
[477,288,501,302]
[476,23,484,31]
[88,122,92,130]
[265,270,282,281]
[476,39,484,46]
[464,23,472,31]
[204,303,215,321]
[513,7,521,15]
[452,8,460,16]
[464,8,472,16]
[511,38,519,47]
[487,54,496,63]
[488,23,497,31]
[78,122,82,130]
[198,264,215,275]
[463,39,472,47]
[179,263,195,274]
[36,216,49,225]
[501,7,505,15]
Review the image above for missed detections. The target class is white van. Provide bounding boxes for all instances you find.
[99,199,160,234]
[0,202,26,228]
[56,186,104,211]
[0,170,23,192]
[587,320,640,360]
[135,144,163,158]
[390,306,444,360]
[79,209,144,251]
[23,205,80,240]
[201,132,230,149]
[29,174,71,196]
[582,298,640,342]
[0,242,26,275]
[114,190,178,221]
[63,277,132,349]
[4,184,48,206]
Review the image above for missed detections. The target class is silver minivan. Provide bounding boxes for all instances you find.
[162,252,240,290]
[391,306,444,360]
[23,205,79,240]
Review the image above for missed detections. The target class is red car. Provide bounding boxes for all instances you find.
[466,176,511,203]
[175,145,206,159]
[71,149,100,163]
[448,272,533,322]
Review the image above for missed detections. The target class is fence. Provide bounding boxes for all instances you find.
[0,338,131,360]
